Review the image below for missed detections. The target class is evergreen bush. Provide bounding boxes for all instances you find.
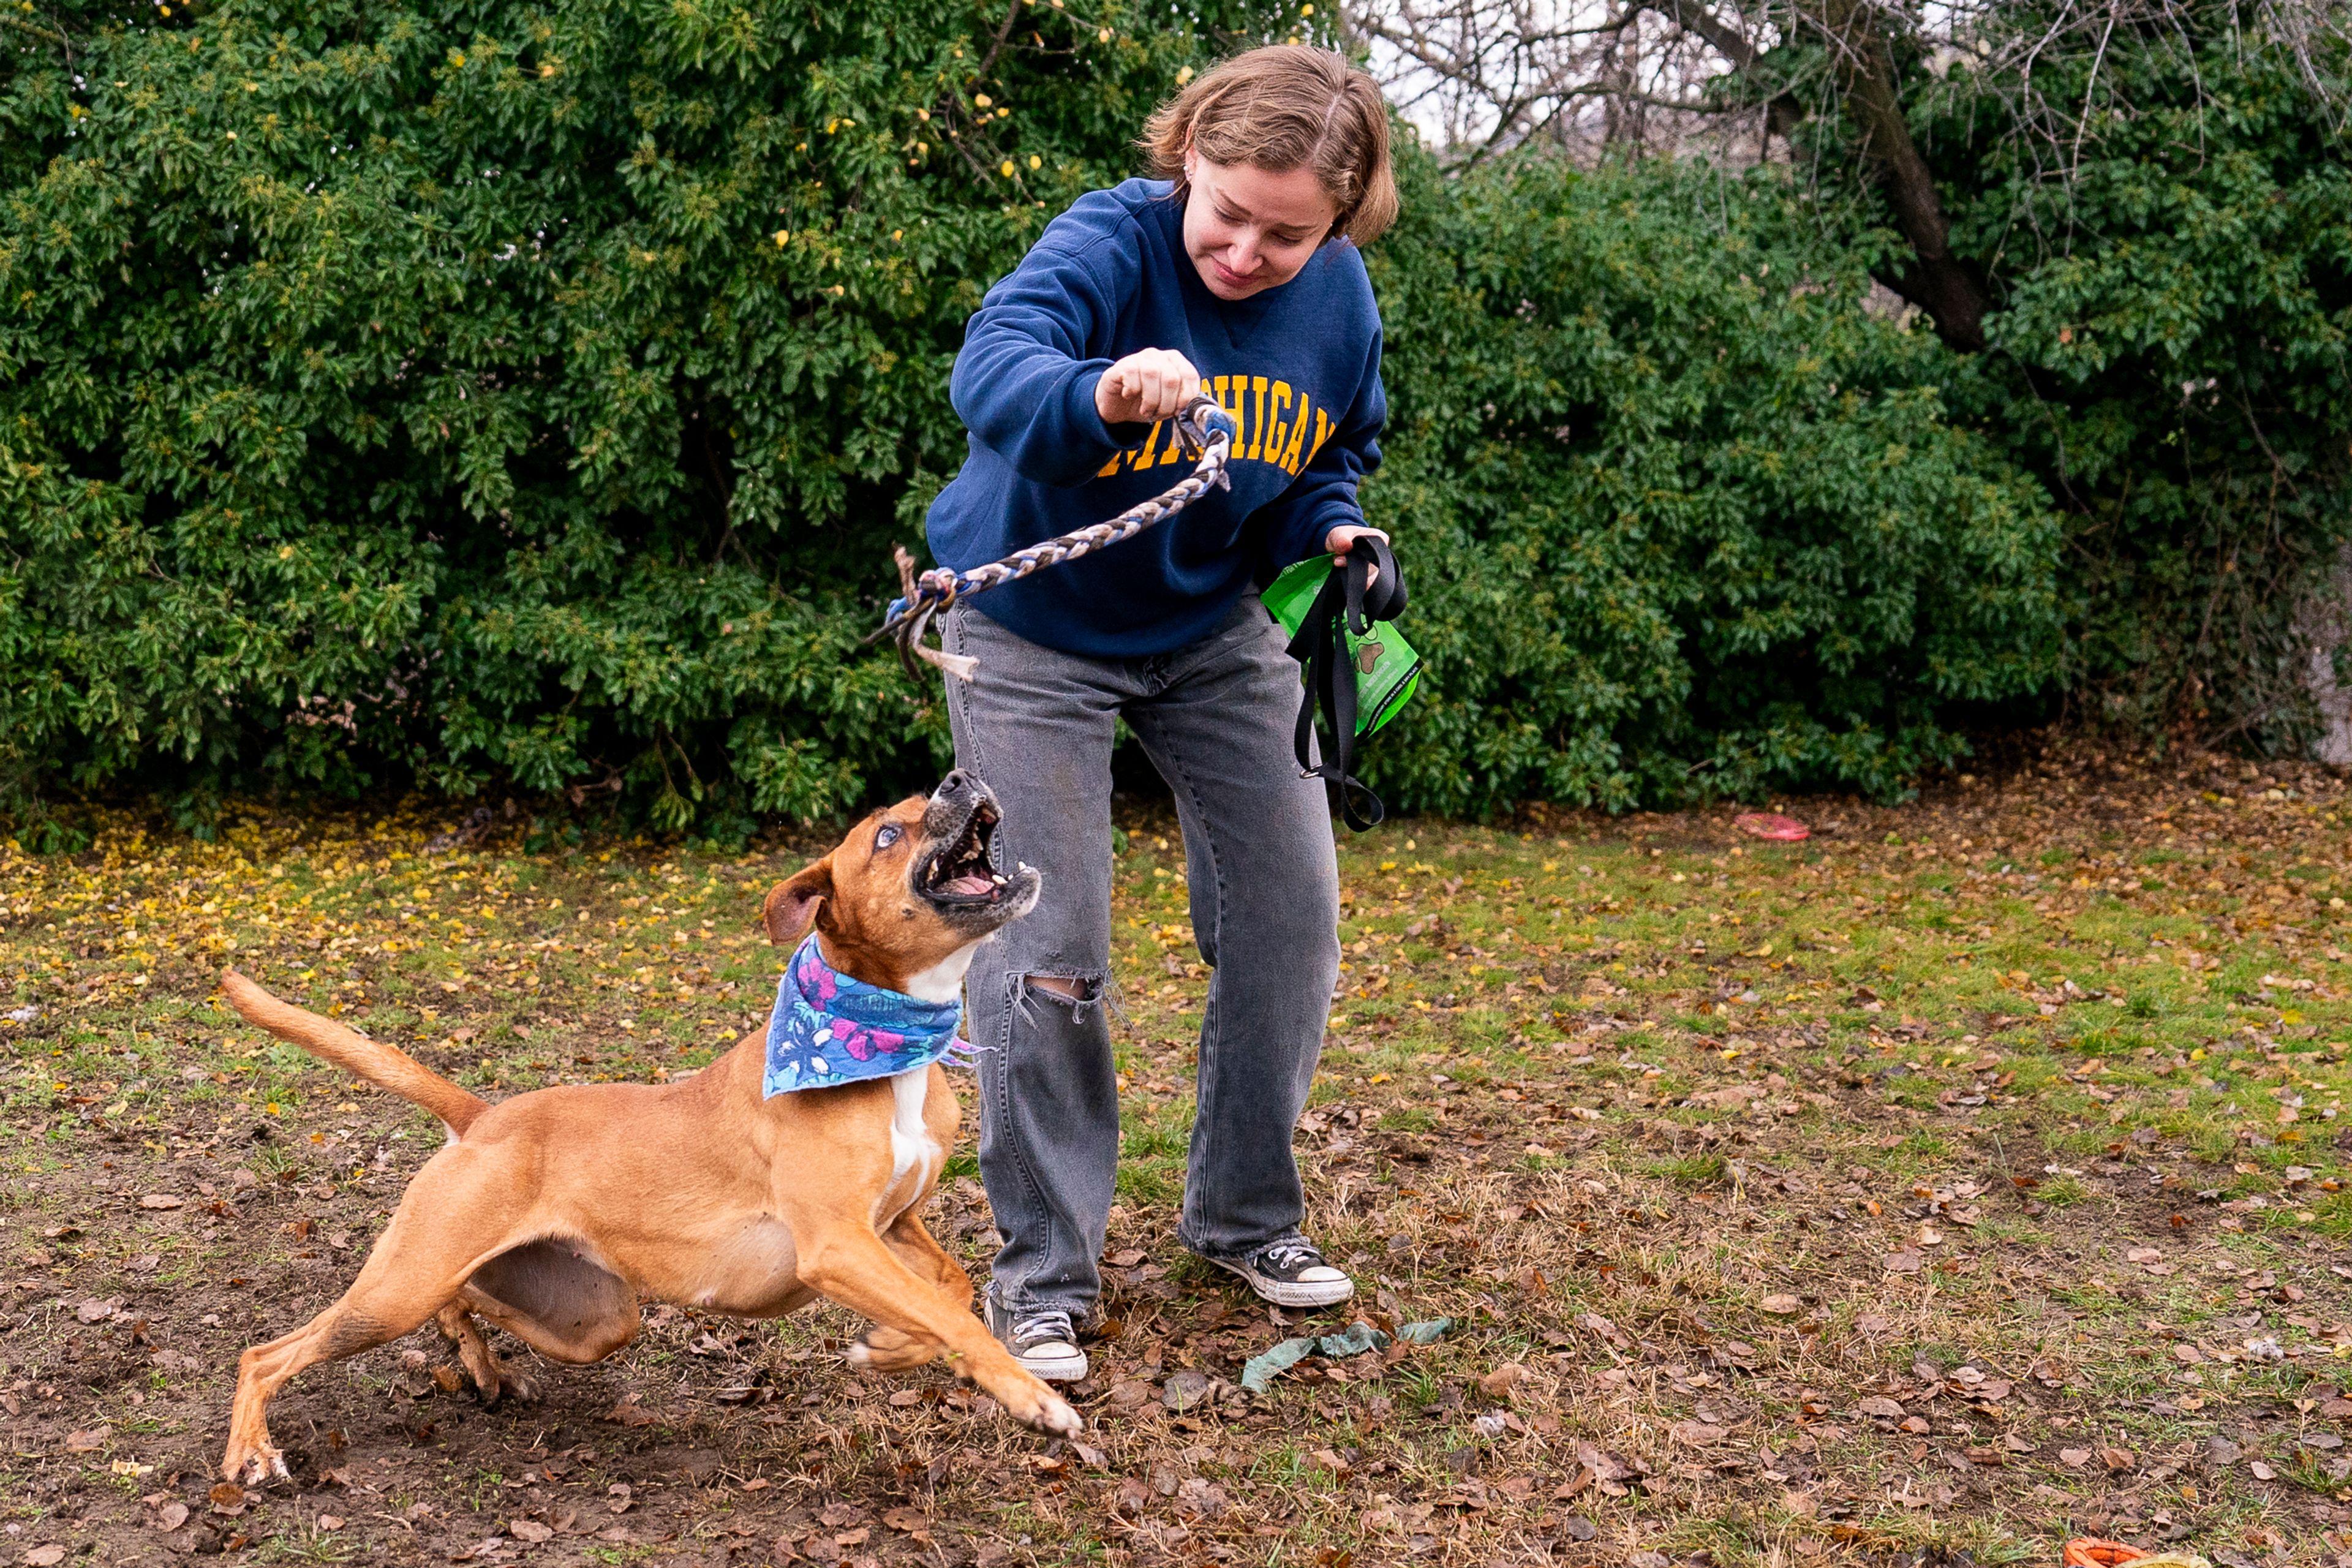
[2,0,2344,831]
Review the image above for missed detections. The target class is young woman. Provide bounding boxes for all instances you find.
[925,45,1396,1381]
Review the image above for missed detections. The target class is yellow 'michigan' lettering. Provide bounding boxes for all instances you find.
[1093,375,1329,480]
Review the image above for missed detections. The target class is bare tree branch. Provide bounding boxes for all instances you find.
[1346,0,2350,341]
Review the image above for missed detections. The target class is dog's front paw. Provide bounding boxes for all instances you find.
[1038,1391,1083,1438]
[1012,1385,1082,1439]
[495,1368,541,1404]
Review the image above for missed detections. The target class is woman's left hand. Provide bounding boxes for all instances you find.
[1325,524,1389,589]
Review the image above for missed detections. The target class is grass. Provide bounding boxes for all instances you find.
[3,747,2352,1564]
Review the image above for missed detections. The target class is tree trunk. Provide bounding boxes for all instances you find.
[1807,0,1989,351]
[1653,0,1991,351]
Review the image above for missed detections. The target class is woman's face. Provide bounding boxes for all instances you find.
[1181,153,1340,301]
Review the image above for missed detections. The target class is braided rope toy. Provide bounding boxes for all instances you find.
[870,396,1238,682]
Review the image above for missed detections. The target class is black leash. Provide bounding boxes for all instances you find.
[1285,535,1405,832]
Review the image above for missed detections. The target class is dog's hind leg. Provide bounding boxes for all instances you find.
[225,1292,437,1486]
[459,1239,642,1366]
[435,1303,539,1404]
[223,1158,529,1485]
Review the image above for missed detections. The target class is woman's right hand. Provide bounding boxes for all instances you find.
[1094,348,1204,427]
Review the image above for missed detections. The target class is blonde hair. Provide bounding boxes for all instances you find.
[1140,46,1399,247]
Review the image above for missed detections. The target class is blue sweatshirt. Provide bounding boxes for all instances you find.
[925,178,1385,658]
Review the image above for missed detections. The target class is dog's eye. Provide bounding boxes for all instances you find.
[875,824,902,850]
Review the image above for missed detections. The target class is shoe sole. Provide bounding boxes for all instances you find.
[986,1300,1090,1382]
[1012,1346,1090,1382]
[1204,1254,1356,1309]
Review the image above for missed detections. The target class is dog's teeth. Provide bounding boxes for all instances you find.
[992,873,1006,884]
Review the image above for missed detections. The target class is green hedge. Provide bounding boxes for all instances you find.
[2,0,2345,834]
[1,0,1264,834]
[1924,9,2352,746]
[1360,156,2062,813]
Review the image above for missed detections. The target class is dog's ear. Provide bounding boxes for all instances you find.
[763,859,832,946]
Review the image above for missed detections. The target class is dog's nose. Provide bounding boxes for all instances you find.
[935,769,987,802]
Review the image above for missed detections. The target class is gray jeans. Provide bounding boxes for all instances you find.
[941,595,1342,1318]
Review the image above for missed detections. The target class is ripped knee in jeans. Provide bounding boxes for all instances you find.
[1016,973,1109,1020]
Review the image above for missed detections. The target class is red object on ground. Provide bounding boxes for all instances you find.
[1733,812,1810,842]
[2062,1541,2150,1568]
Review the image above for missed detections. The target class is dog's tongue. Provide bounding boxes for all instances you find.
[946,873,993,897]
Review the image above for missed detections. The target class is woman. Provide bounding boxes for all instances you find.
[926,45,1396,1382]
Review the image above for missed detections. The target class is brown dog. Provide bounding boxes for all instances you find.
[213,771,1071,1485]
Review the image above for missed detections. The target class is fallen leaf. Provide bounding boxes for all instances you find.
[1479,1363,1528,1396]
[1759,1294,1803,1316]
[1161,1370,1214,1411]
[2059,1448,2091,1468]
[603,1398,658,1428]
[1174,1477,1229,1520]
[64,1429,105,1452]
[156,1502,190,1530]
[1882,1250,1923,1274]
[2099,1447,2135,1472]
[23,1547,66,1567]
[1856,1397,1905,1419]
[138,1194,184,1210]
[881,1507,929,1534]
[508,1520,552,1543]
[208,1482,246,1508]
[1670,1421,1727,1446]
[317,1515,345,1531]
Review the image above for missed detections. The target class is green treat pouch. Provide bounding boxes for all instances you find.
[1263,552,1422,737]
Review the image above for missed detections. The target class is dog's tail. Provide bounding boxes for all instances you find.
[219,969,488,1137]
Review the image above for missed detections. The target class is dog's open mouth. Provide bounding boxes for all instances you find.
[919,800,1008,904]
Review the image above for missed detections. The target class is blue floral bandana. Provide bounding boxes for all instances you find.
[762,934,971,1097]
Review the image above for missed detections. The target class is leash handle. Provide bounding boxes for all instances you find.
[1287,537,1405,832]
[871,396,1238,682]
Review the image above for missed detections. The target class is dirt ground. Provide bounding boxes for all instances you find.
[5,744,2352,1568]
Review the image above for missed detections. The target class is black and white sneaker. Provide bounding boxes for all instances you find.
[983,1289,1089,1382]
[1197,1235,1355,1309]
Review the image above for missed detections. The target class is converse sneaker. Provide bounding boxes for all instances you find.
[983,1290,1089,1382]
[1197,1235,1355,1309]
